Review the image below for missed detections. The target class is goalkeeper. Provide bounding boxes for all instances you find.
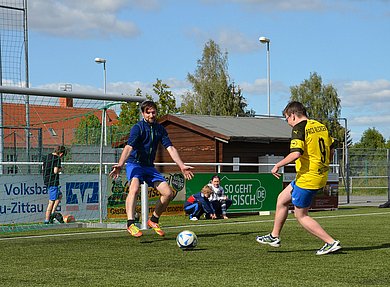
[42,145,67,224]
[110,100,193,237]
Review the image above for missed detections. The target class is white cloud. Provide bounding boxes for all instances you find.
[217,30,259,53]
[201,0,327,11]
[239,78,289,95]
[339,79,390,107]
[352,114,390,126]
[28,0,145,38]
[188,27,259,53]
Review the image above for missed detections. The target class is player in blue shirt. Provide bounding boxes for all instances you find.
[110,100,194,237]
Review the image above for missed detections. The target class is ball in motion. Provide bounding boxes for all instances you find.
[176,230,198,250]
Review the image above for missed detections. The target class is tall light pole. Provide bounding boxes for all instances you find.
[95,57,107,223]
[259,36,271,116]
[94,57,107,145]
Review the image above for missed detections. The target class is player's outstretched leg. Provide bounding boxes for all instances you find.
[147,218,165,236]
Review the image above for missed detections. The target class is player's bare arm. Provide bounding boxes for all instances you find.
[166,146,194,180]
[109,145,133,179]
[271,151,301,179]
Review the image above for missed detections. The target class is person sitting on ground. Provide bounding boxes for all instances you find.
[208,175,232,219]
[184,185,217,221]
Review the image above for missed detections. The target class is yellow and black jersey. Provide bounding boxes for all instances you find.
[290,120,334,189]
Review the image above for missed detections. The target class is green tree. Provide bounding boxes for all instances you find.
[113,79,177,142]
[353,128,386,149]
[73,114,101,145]
[112,88,145,142]
[153,79,178,116]
[290,72,343,142]
[230,82,256,116]
[180,91,198,114]
[349,128,387,182]
[182,39,249,116]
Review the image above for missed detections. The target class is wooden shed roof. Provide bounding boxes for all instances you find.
[3,102,118,147]
[159,114,292,143]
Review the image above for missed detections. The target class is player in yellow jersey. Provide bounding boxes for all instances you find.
[256,101,341,255]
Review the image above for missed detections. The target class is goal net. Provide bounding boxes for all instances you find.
[0,1,146,230]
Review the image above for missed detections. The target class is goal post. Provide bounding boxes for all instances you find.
[0,86,146,226]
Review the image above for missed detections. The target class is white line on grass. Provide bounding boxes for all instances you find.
[168,210,390,230]
[0,229,124,241]
[1,210,389,242]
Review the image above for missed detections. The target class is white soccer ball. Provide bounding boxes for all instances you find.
[176,230,198,250]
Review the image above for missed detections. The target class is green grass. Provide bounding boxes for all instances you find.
[1,207,390,287]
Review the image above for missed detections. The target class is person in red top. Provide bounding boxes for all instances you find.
[184,185,217,221]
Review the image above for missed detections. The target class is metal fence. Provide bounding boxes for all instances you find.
[336,147,390,197]
[2,140,390,196]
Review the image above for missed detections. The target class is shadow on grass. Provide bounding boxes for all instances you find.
[139,230,258,244]
[268,243,390,254]
[179,248,207,252]
[341,243,390,252]
[199,231,257,238]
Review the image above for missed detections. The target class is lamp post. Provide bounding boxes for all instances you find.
[94,57,107,146]
[94,57,107,166]
[95,57,107,223]
[259,36,271,116]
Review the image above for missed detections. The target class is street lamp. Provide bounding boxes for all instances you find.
[95,57,107,223]
[259,36,271,116]
[94,57,107,146]
[95,57,108,180]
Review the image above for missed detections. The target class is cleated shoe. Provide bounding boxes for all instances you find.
[190,216,198,221]
[127,223,143,237]
[256,233,281,247]
[147,219,165,236]
[316,240,341,255]
[49,213,55,224]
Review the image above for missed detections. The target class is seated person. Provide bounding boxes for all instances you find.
[208,175,232,219]
[184,185,217,221]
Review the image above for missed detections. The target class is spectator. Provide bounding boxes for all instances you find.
[184,185,217,221]
[208,175,232,219]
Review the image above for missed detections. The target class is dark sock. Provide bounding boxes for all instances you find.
[150,214,159,224]
[127,219,135,227]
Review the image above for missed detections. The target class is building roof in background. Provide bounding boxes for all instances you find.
[159,114,292,143]
[3,103,118,148]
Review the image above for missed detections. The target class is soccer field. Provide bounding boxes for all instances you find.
[1,207,390,287]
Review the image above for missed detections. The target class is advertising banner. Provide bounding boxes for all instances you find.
[186,173,283,213]
[0,174,105,224]
[106,173,186,219]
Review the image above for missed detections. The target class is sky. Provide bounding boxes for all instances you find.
[23,0,390,143]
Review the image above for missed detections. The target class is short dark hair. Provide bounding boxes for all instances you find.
[54,145,67,156]
[211,175,220,181]
[283,101,308,118]
[140,100,157,113]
